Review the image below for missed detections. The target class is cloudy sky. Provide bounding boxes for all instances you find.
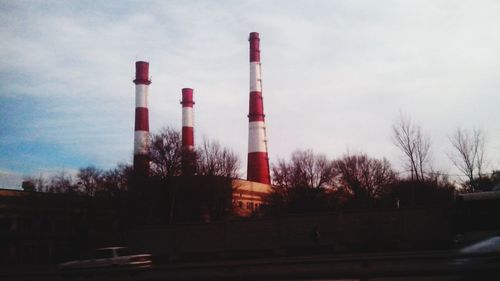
[1,0,499,188]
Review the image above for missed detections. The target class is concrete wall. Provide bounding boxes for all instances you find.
[127,207,454,261]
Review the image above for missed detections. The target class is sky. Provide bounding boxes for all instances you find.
[1,0,499,189]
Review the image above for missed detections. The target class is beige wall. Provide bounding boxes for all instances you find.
[231,179,271,216]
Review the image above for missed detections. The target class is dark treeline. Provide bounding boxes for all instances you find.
[7,122,500,265]
[392,114,497,193]
[262,115,499,215]
[262,149,458,215]
[22,127,241,224]
[261,115,499,215]
[23,127,240,196]
[21,117,500,219]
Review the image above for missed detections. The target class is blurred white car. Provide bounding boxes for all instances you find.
[452,236,500,265]
[59,247,152,270]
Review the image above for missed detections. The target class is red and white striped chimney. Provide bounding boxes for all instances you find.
[181,88,196,175]
[247,32,271,184]
[133,61,151,177]
[181,88,195,151]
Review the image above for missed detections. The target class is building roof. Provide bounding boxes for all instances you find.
[459,190,500,201]
[232,179,272,194]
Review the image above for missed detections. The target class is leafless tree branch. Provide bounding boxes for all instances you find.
[448,128,487,192]
[392,114,431,181]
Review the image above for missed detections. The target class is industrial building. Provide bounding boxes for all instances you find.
[0,32,276,266]
[131,32,272,217]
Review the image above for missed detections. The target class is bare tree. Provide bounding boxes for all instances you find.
[102,163,132,192]
[22,174,48,192]
[93,163,133,196]
[334,153,396,203]
[392,114,431,181]
[149,127,241,179]
[271,158,294,190]
[149,127,183,180]
[267,150,337,214]
[272,149,336,189]
[77,166,103,196]
[35,174,47,192]
[197,138,240,178]
[47,171,74,193]
[449,128,486,192]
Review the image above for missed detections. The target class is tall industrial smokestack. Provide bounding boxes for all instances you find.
[181,88,195,151]
[181,88,196,174]
[247,32,270,184]
[133,61,151,177]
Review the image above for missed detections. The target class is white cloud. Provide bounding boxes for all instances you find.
[1,0,499,180]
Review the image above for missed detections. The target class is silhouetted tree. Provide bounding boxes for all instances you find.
[35,174,48,192]
[448,128,487,192]
[392,114,431,181]
[334,153,396,207]
[149,127,183,181]
[389,176,455,207]
[467,170,500,192]
[147,128,240,223]
[272,149,336,189]
[47,171,75,193]
[77,166,103,196]
[267,150,337,214]
[197,138,240,178]
[100,163,132,196]
[23,174,48,192]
